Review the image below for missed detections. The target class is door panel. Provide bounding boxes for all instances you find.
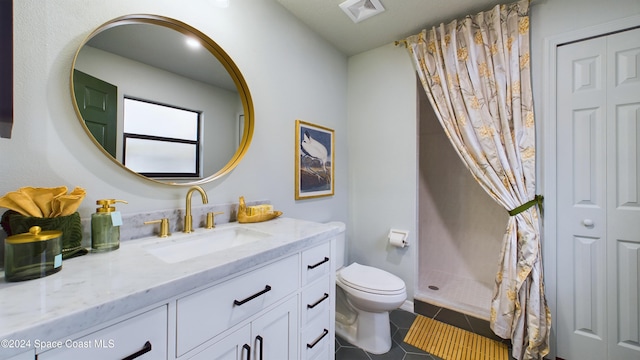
[572,108,604,205]
[73,69,117,157]
[557,34,607,360]
[557,27,640,360]
[616,241,640,346]
[615,104,640,207]
[606,28,640,360]
[573,235,605,338]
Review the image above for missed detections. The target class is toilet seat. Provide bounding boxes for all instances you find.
[338,262,405,295]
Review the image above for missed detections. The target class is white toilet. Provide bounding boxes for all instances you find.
[330,222,407,354]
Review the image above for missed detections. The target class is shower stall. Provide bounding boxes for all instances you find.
[415,87,507,321]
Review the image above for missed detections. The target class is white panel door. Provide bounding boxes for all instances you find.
[605,28,640,360]
[557,27,640,360]
[557,33,608,360]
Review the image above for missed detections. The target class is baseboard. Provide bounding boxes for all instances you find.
[400,299,414,313]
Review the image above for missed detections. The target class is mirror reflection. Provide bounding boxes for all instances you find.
[71,15,253,185]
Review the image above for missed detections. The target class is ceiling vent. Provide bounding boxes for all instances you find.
[339,0,385,23]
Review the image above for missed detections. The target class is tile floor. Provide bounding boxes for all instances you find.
[334,309,443,360]
[413,300,507,344]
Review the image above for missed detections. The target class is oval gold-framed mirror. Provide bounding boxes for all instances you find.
[70,14,253,186]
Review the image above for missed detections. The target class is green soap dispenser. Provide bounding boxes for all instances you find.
[91,199,127,252]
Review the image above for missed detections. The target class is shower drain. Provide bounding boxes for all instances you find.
[428,285,439,291]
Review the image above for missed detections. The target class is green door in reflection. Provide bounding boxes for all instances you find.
[73,70,117,157]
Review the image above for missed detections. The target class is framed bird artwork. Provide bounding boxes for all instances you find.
[295,120,334,199]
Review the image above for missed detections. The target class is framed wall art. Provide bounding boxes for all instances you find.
[0,0,13,138]
[295,120,334,199]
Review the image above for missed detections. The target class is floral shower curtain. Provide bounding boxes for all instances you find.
[400,1,550,359]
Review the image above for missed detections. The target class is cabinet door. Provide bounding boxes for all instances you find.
[251,297,298,360]
[188,325,251,360]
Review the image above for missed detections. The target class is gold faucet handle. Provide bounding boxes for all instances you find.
[144,218,171,237]
[205,211,225,229]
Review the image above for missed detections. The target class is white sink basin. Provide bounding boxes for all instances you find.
[143,226,272,264]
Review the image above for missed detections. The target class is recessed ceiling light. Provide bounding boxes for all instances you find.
[186,38,201,49]
[339,0,385,23]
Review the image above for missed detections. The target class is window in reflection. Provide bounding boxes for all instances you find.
[123,97,201,178]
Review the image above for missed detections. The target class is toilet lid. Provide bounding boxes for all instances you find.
[338,262,405,294]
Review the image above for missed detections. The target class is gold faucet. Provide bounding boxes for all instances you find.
[144,218,171,237]
[184,186,208,233]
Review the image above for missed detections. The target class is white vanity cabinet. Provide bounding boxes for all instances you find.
[0,219,339,360]
[178,239,336,360]
[37,305,167,360]
[299,242,334,360]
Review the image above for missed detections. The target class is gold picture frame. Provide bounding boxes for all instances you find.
[295,120,335,199]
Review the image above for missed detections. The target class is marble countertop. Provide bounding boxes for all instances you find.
[0,217,341,358]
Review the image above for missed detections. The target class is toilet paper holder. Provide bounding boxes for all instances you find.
[388,229,409,247]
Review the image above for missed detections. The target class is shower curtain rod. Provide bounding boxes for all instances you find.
[393,0,536,47]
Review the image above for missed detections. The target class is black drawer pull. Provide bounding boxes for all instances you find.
[307,329,329,349]
[307,257,329,270]
[122,341,152,360]
[243,344,251,360]
[234,285,272,306]
[307,293,329,309]
[256,335,264,360]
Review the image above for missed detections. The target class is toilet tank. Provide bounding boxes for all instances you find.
[326,222,346,269]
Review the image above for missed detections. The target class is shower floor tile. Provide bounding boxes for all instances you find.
[417,270,493,320]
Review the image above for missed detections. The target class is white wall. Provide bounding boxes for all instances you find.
[347,0,640,312]
[347,44,418,300]
[1,0,348,229]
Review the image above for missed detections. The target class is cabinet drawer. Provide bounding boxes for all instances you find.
[300,276,331,328]
[300,315,331,360]
[38,306,167,360]
[301,242,331,286]
[176,254,299,356]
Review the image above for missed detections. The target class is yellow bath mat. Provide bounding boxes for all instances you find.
[404,315,509,360]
